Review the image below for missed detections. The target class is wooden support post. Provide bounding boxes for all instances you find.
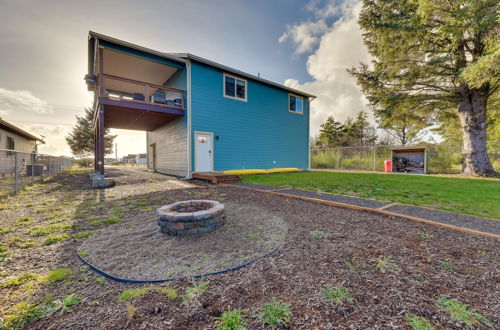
[94,123,99,172]
[98,105,105,175]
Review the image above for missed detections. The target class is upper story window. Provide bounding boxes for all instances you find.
[223,73,247,101]
[6,136,15,150]
[289,94,303,114]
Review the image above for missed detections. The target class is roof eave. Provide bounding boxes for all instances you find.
[0,119,45,143]
[170,53,316,99]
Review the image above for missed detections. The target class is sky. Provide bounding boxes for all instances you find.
[0,0,370,157]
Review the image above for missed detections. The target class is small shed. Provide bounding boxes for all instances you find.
[391,147,428,174]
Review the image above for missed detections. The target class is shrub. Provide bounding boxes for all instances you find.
[258,298,292,328]
[215,309,248,330]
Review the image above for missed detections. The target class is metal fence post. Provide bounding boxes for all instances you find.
[373,146,376,172]
[336,148,340,169]
[14,152,19,195]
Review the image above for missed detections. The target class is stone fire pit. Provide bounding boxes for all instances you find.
[157,200,225,236]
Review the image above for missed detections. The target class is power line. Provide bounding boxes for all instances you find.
[8,119,74,126]
[1,101,92,111]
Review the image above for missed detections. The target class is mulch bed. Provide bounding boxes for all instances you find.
[0,167,498,329]
[79,201,287,280]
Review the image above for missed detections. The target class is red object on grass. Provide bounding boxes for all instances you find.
[384,160,392,173]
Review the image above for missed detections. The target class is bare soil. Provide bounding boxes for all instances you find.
[0,167,498,329]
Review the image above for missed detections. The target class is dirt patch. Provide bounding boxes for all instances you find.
[78,202,287,280]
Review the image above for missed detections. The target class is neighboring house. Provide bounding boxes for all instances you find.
[121,153,146,164]
[86,32,315,177]
[0,117,44,175]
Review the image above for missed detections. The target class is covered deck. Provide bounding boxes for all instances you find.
[86,33,186,174]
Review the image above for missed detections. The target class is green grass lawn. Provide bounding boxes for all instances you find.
[242,171,500,219]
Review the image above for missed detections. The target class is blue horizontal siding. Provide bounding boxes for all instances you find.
[191,61,309,171]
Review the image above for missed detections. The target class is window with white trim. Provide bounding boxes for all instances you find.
[223,73,247,101]
[289,94,303,114]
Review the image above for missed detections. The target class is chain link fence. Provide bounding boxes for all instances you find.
[311,141,500,174]
[0,149,74,199]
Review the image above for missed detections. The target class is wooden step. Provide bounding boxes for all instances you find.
[192,172,241,184]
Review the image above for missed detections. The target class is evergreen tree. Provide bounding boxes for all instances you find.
[349,0,499,176]
[316,115,345,148]
[65,108,116,158]
[315,112,377,148]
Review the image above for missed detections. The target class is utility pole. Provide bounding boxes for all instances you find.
[115,143,118,162]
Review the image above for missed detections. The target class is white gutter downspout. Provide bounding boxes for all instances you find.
[308,96,317,171]
[182,59,193,179]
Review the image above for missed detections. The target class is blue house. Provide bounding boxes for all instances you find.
[85,32,315,177]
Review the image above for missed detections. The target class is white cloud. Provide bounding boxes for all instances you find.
[279,19,329,54]
[282,0,371,135]
[21,123,70,156]
[0,88,54,115]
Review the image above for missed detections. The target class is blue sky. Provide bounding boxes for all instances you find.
[0,0,369,156]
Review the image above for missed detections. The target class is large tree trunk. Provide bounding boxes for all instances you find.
[456,85,496,177]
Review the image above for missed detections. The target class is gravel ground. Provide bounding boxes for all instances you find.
[386,204,500,235]
[0,167,498,329]
[281,188,389,209]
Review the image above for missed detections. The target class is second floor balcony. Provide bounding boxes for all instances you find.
[98,73,185,111]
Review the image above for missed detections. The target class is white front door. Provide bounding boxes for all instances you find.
[195,132,213,172]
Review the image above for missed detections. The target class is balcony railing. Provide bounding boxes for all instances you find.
[98,74,184,110]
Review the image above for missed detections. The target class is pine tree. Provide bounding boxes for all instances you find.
[349,0,499,176]
[65,108,116,158]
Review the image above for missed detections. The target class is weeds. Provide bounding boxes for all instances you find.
[310,230,330,238]
[439,260,454,271]
[78,250,89,257]
[0,227,16,235]
[0,302,44,329]
[406,314,435,330]
[1,273,39,287]
[103,216,121,224]
[436,296,492,327]
[125,301,137,320]
[321,285,353,305]
[118,286,177,302]
[29,224,72,237]
[45,268,72,284]
[418,231,434,239]
[16,216,33,226]
[43,234,69,245]
[215,309,248,330]
[73,231,97,239]
[8,237,35,248]
[182,280,208,306]
[258,298,292,328]
[372,255,398,273]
